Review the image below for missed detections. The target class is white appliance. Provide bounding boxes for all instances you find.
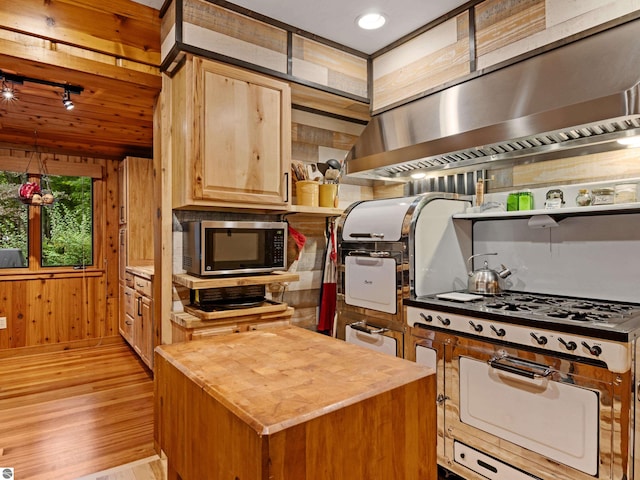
[405,210,640,480]
[336,193,472,358]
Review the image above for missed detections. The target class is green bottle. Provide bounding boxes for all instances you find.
[518,190,534,210]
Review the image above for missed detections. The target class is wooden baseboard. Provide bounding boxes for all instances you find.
[0,335,125,359]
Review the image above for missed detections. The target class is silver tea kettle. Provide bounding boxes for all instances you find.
[467,253,512,295]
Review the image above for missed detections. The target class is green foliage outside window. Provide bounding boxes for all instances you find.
[41,175,93,267]
[0,172,93,268]
[0,172,28,266]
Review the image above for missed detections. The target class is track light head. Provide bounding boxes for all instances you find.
[62,89,74,110]
[1,81,16,101]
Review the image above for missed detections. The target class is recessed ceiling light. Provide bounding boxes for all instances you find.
[357,12,386,30]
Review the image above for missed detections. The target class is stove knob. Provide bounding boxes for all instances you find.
[419,313,433,323]
[437,315,451,326]
[530,332,547,345]
[490,325,506,337]
[581,341,602,356]
[469,321,483,332]
[558,338,577,351]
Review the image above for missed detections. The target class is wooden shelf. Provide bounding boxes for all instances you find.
[453,203,640,220]
[173,271,300,290]
[288,205,343,216]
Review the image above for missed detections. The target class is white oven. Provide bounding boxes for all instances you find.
[405,304,635,480]
[335,193,472,360]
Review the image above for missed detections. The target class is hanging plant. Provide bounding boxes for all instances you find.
[17,131,55,206]
[18,181,42,205]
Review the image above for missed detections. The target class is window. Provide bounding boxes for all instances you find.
[0,171,28,268]
[41,175,93,267]
[0,170,94,269]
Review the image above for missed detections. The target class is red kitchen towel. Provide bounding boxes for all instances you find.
[318,220,337,335]
[288,225,306,259]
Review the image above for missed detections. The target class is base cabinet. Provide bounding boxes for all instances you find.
[155,326,436,480]
[122,270,154,369]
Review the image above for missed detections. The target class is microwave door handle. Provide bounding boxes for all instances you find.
[488,355,553,379]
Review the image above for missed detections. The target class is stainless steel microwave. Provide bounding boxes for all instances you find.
[182,221,287,276]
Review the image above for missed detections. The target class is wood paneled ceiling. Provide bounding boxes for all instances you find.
[0,0,162,160]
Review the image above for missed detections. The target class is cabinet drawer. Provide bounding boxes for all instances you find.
[125,271,135,288]
[192,325,241,340]
[124,286,136,317]
[121,313,134,341]
[133,276,152,297]
[247,319,290,331]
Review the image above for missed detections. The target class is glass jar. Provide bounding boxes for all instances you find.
[575,189,592,207]
[506,192,519,211]
[614,183,637,204]
[591,187,615,205]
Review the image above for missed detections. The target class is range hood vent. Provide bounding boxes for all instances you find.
[346,19,640,181]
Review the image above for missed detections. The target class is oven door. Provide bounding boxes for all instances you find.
[344,253,399,314]
[445,336,628,480]
[344,320,403,358]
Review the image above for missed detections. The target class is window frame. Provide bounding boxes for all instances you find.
[0,156,103,275]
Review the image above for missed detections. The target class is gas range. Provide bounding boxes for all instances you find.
[405,291,640,372]
[408,291,640,339]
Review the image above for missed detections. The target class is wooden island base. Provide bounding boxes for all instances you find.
[155,326,436,480]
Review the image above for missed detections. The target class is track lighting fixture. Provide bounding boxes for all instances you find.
[1,81,16,101]
[0,69,82,110]
[62,89,74,110]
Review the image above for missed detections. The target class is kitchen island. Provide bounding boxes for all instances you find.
[155,326,436,480]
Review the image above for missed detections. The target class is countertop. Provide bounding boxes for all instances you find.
[155,325,434,435]
[126,264,154,279]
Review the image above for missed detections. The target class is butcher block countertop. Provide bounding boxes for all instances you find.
[155,326,437,480]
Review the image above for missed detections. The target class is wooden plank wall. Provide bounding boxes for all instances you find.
[162,0,369,100]
[0,150,120,351]
[371,0,640,112]
[372,12,470,111]
[477,0,640,69]
[179,0,288,72]
[291,35,368,98]
[288,109,370,330]
[487,147,640,192]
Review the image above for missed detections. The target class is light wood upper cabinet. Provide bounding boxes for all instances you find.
[119,156,154,281]
[171,56,292,209]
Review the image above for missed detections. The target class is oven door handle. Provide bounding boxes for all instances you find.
[349,321,389,335]
[349,232,385,239]
[488,355,553,379]
[347,250,392,258]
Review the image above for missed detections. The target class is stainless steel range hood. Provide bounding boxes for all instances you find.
[345,18,640,181]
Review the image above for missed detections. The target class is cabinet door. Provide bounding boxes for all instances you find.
[118,228,127,284]
[134,293,153,368]
[119,284,134,344]
[118,161,127,225]
[123,157,154,264]
[193,57,291,206]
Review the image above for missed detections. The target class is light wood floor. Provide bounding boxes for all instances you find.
[0,340,162,480]
[0,339,462,480]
